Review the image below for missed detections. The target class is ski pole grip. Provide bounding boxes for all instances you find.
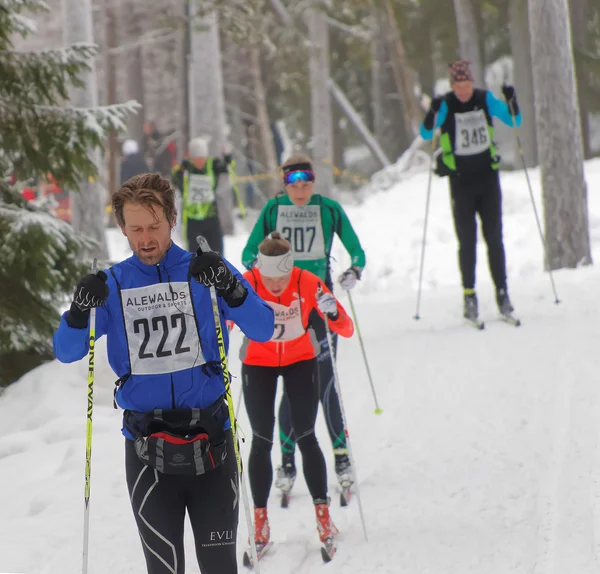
[196,235,211,255]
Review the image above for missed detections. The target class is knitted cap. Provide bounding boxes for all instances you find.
[449,60,474,84]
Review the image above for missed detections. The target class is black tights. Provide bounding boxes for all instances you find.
[125,431,239,573]
[242,358,328,507]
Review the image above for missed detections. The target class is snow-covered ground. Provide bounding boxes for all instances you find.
[2,160,600,573]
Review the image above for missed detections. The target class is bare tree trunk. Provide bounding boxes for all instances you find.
[222,38,254,208]
[104,0,119,202]
[123,0,145,147]
[270,0,389,169]
[126,45,146,146]
[529,0,592,269]
[307,4,334,197]
[176,0,193,159]
[452,0,484,85]
[383,0,421,137]
[249,42,279,197]
[371,8,409,159]
[509,0,538,167]
[569,0,592,159]
[328,80,391,167]
[192,10,233,233]
[62,0,108,260]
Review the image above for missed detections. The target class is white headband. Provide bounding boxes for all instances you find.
[256,250,294,277]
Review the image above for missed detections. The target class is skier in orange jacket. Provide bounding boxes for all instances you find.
[236,231,353,559]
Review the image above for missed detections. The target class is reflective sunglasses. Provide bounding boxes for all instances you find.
[283,170,315,185]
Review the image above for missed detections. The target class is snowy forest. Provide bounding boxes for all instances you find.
[1,0,599,386]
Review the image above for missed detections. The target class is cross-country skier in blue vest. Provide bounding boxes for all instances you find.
[53,173,275,574]
[420,60,522,322]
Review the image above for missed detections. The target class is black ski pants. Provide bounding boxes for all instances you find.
[277,310,345,459]
[449,170,507,291]
[125,430,239,574]
[185,217,224,256]
[242,358,328,508]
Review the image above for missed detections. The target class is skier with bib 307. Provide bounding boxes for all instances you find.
[241,154,365,496]
[53,173,275,574]
[237,232,354,562]
[172,137,231,255]
[420,60,522,322]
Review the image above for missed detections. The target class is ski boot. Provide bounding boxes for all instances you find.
[274,453,296,507]
[496,288,514,315]
[253,507,270,546]
[242,508,271,568]
[335,453,353,506]
[463,290,484,329]
[496,288,520,326]
[315,499,339,562]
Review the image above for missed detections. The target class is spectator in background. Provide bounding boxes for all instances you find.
[172,137,232,254]
[120,139,149,185]
[143,120,176,177]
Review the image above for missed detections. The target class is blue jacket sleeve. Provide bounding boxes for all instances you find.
[221,262,274,342]
[420,101,448,140]
[53,304,109,363]
[486,91,522,128]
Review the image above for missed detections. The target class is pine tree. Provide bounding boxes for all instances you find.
[0,0,138,386]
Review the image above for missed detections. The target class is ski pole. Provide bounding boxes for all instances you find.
[346,292,382,415]
[196,236,261,572]
[318,287,369,542]
[506,98,560,304]
[413,117,438,320]
[82,258,97,574]
[235,383,243,418]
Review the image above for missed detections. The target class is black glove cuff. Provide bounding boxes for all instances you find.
[326,311,340,321]
[222,281,248,308]
[423,110,436,131]
[509,96,520,116]
[66,303,90,329]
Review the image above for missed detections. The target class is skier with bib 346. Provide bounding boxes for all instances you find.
[241,154,365,497]
[420,60,522,323]
[53,173,275,574]
[237,232,354,563]
[172,137,231,255]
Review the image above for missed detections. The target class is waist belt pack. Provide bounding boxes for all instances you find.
[124,402,228,476]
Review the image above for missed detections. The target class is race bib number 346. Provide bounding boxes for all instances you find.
[454,109,490,156]
[121,282,204,375]
[276,205,326,261]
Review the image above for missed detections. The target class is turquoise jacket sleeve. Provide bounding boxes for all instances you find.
[486,91,522,128]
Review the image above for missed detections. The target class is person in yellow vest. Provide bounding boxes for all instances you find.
[172,137,232,254]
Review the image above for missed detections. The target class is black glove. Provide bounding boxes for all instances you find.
[190,251,248,307]
[501,84,519,115]
[501,84,515,101]
[430,96,443,113]
[423,96,444,131]
[66,271,109,329]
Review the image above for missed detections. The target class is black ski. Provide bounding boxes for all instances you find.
[243,542,273,569]
[320,537,337,562]
[500,314,521,327]
[465,317,485,330]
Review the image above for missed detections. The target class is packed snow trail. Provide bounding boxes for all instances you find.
[2,161,600,572]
